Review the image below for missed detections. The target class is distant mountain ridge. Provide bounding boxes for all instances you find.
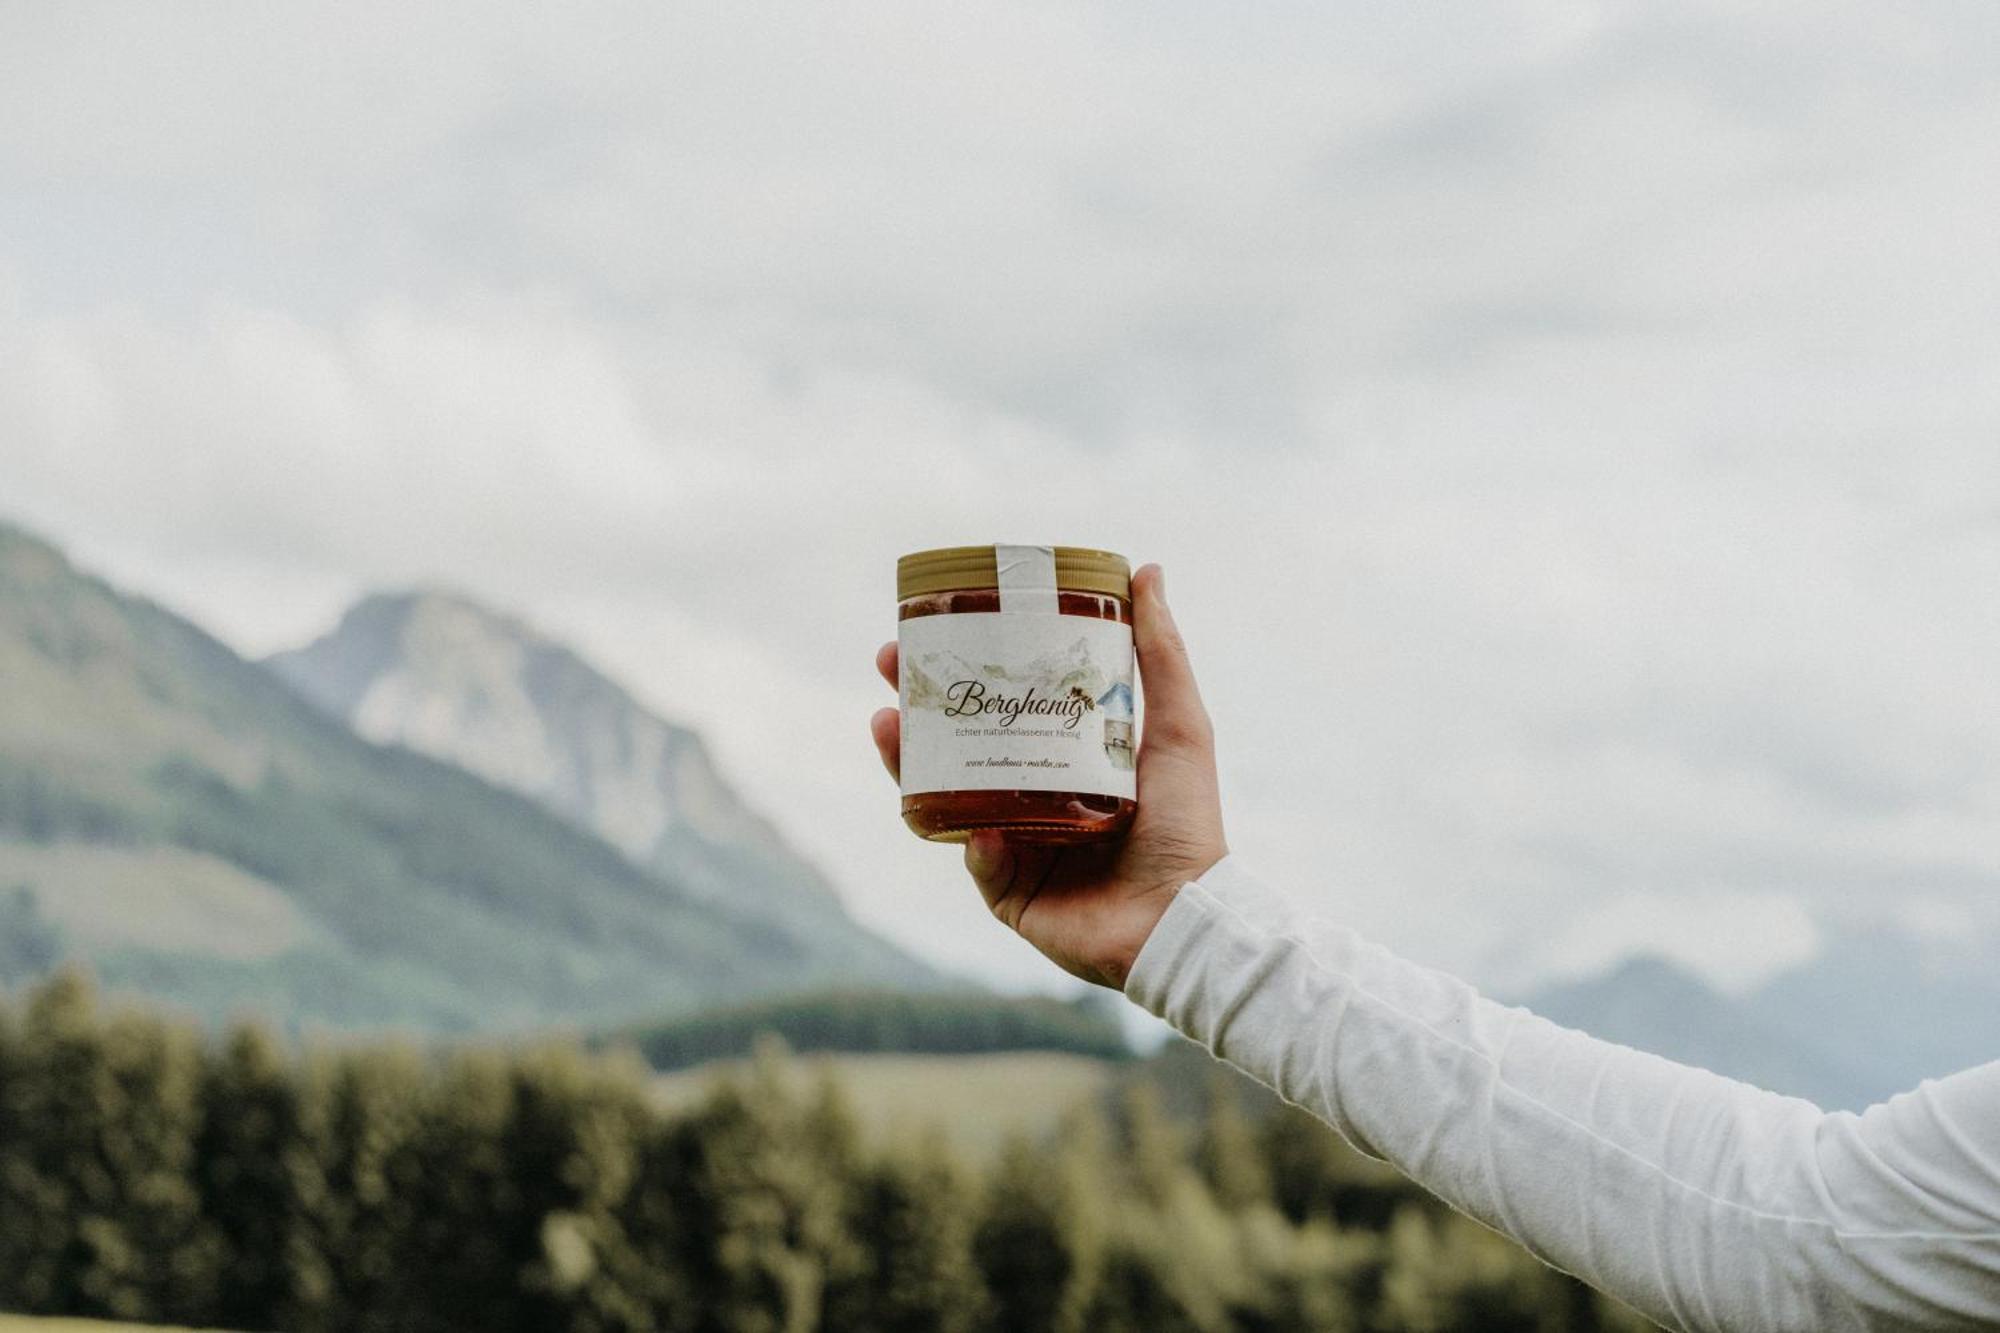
[0,522,932,1032]
[1746,929,2000,1105]
[1520,955,1868,1109]
[1521,939,2000,1112]
[266,589,918,976]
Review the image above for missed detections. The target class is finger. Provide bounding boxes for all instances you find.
[1131,563,1213,756]
[875,641,899,691]
[968,831,1060,934]
[964,830,1014,916]
[870,707,901,782]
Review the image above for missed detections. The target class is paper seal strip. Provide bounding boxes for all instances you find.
[994,544,1060,614]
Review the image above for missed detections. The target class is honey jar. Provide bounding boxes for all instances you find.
[897,544,1137,843]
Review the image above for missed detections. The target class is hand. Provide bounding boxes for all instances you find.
[871,563,1228,990]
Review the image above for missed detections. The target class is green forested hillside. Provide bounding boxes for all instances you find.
[605,988,1131,1070]
[0,524,923,1032]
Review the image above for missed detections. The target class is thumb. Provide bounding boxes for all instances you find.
[1132,563,1212,756]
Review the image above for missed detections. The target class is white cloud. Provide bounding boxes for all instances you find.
[5,1,2000,991]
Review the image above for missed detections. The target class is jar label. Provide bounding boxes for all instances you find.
[898,612,1137,798]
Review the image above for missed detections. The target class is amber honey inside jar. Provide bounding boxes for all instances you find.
[897,544,1137,844]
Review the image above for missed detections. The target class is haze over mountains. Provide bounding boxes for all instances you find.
[0,522,935,1033]
[1522,936,2000,1112]
[1522,957,1865,1110]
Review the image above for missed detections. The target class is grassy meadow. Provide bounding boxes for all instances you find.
[0,1312,204,1320]
[651,1050,1118,1162]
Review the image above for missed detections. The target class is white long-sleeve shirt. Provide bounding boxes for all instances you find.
[1124,855,2000,1332]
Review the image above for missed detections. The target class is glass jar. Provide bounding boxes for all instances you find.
[897,544,1137,843]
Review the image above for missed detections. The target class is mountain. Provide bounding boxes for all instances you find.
[1521,937,2000,1112]
[1520,955,1871,1110]
[0,522,929,1033]
[1746,927,2000,1107]
[266,589,921,980]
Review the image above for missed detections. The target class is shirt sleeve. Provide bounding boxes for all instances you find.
[1124,855,2000,1333]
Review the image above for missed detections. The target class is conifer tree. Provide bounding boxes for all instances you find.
[1117,1082,1194,1209]
[661,1038,854,1333]
[1195,1073,1272,1213]
[824,1132,987,1333]
[191,1021,321,1331]
[1224,1209,1373,1333]
[973,1118,1106,1333]
[974,1134,1074,1333]
[798,1064,869,1312]
[300,1043,426,1333]
[1081,1216,1218,1333]
[387,1047,520,1329]
[1095,1144,1250,1332]
[613,1108,696,1329]
[1103,1078,1242,1327]
[1259,1103,1403,1229]
[1378,1208,1574,1333]
[503,1042,655,1333]
[1378,1205,1453,1333]
[0,983,27,1310]
[0,971,205,1323]
[800,1063,865,1190]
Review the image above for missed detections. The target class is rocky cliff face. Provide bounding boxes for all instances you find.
[269,589,920,965]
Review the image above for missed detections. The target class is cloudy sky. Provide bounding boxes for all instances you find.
[7,1,2000,995]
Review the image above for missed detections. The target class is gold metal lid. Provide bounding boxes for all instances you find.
[897,545,1132,601]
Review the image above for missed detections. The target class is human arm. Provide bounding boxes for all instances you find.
[1127,855,2000,1331]
[869,564,2000,1331]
